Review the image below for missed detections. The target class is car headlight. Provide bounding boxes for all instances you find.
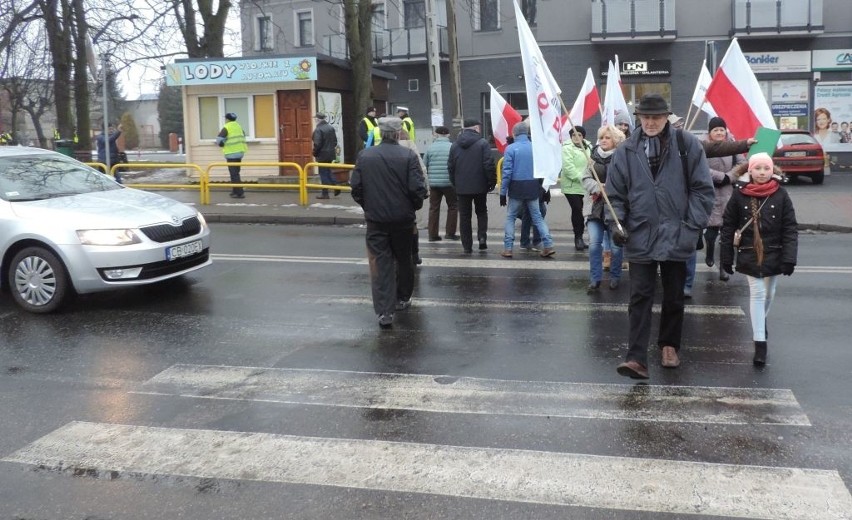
[77,229,142,246]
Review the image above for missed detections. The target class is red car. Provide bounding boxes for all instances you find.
[773,129,826,185]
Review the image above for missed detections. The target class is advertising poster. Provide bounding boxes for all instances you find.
[317,91,344,162]
[813,82,852,152]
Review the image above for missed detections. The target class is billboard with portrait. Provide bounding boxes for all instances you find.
[813,82,852,152]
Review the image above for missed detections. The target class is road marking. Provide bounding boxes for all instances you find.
[5,421,848,519]
[211,254,852,274]
[311,295,745,316]
[136,365,807,426]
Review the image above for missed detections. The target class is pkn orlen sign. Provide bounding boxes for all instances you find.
[165,57,317,86]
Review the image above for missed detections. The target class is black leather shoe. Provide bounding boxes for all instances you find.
[444,234,460,240]
[586,281,601,293]
[428,236,442,242]
[575,238,587,251]
[719,268,730,281]
[478,239,487,250]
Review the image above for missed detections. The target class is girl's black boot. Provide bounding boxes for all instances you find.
[753,341,768,366]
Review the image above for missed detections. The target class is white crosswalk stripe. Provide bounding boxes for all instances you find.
[5,421,851,520]
[311,295,746,316]
[136,365,809,426]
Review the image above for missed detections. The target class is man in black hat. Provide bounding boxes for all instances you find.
[606,93,714,380]
[358,106,380,148]
[350,116,428,329]
[312,113,338,198]
[448,118,497,253]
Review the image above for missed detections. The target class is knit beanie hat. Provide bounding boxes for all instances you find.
[748,152,774,171]
[708,116,727,132]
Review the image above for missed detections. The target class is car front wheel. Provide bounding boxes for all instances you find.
[9,246,70,313]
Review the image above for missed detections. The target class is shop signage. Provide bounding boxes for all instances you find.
[743,51,810,73]
[812,49,852,71]
[166,57,318,86]
[600,60,671,77]
[771,103,808,117]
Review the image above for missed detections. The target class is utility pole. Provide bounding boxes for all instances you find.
[425,0,444,127]
[446,0,463,132]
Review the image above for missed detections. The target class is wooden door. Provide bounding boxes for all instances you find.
[277,89,312,175]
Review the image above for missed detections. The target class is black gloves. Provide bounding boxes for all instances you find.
[722,264,734,275]
[781,263,795,276]
[499,195,507,207]
[611,227,628,247]
[715,175,731,186]
[542,190,551,204]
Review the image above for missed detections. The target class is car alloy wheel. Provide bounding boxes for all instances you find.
[9,246,70,313]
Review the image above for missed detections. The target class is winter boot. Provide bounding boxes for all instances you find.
[412,229,422,266]
[753,341,768,366]
[704,237,715,267]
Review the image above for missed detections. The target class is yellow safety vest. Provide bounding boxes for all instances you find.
[222,121,248,155]
[402,116,415,141]
[363,117,382,146]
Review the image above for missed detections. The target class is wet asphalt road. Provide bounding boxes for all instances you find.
[0,223,850,519]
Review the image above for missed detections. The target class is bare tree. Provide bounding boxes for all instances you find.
[343,0,373,131]
[1,22,54,147]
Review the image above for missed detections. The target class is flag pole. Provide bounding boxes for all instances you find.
[686,95,708,131]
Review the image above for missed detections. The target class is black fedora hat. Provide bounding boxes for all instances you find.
[634,94,671,115]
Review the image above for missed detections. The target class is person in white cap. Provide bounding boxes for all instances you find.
[396,106,415,141]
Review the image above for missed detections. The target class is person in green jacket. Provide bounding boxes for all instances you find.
[560,126,591,250]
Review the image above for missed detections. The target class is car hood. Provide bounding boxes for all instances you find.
[10,188,199,228]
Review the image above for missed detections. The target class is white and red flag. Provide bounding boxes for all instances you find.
[568,67,600,126]
[513,0,563,185]
[690,60,718,119]
[602,58,632,130]
[705,38,776,139]
[489,83,523,153]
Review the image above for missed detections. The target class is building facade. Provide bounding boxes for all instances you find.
[240,0,852,162]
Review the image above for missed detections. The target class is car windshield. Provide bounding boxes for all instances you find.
[780,134,818,147]
[0,155,121,201]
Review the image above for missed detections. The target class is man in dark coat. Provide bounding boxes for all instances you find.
[312,113,338,199]
[350,117,428,329]
[607,94,714,380]
[448,119,496,253]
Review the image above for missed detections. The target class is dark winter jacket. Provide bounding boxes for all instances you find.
[448,129,496,195]
[312,121,337,162]
[350,141,428,225]
[719,182,798,278]
[607,125,714,263]
[581,145,615,221]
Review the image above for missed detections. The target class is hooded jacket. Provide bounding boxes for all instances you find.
[607,124,714,262]
[448,128,496,195]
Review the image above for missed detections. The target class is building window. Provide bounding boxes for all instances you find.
[474,0,500,31]
[296,10,313,47]
[256,16,273,51]
[198,95,276,140]
[372,1,386,31]
[404,0,426,28]
[408,79,419,92]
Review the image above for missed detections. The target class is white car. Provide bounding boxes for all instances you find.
[0,146,211,313]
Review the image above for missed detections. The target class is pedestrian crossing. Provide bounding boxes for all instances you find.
[3,253,851,518]
[6,421,850,519]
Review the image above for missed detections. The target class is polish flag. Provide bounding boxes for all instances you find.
[489,83,522,153]
[705,38,776,139]
[690,60,717,119]
[568,68,600,126]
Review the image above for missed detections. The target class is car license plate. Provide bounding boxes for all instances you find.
[785,151,807,157]
[166,240,202,260]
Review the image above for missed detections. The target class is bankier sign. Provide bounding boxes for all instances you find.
[743,51,810,73]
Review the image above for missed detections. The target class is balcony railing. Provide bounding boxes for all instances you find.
[321,27,448,63]
[591,0,676,41]
[732,0,823,36]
